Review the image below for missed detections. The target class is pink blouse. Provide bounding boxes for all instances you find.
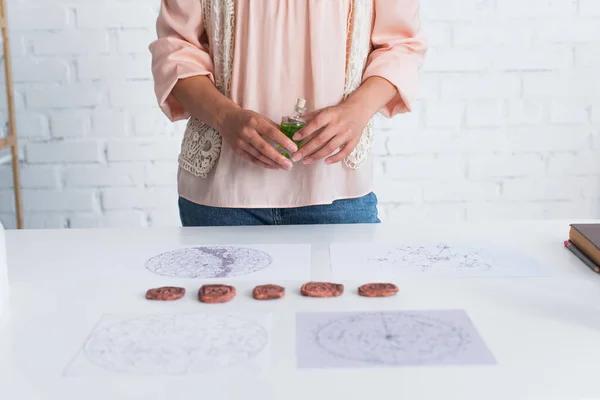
[149,0,427,208]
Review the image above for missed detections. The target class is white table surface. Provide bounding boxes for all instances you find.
[2,220,600,400]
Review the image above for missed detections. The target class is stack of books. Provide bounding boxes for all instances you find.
[565,223,600,274]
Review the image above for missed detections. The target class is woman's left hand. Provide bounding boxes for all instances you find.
[290,100,370,165]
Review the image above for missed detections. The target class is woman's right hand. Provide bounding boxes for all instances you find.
[220,109,297,170]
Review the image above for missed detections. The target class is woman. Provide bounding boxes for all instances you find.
[149,0,427,226]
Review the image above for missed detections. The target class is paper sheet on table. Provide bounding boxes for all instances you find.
[64,311,272,377]
[330,242,548,280]
[296,310,496,369]
[141,243,311,281]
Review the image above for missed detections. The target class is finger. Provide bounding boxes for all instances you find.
[246,131,294,170]
[302,133,349,164]
[292,109,332,141]
[238,149,275,169]
[325,136,361,165]
[235,148,278,170]
[300,111,318,122]
[256,119,298,153]
[239,141,281,169]
[291,125,339,162]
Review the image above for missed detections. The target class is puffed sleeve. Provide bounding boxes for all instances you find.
[362,0,428,117]
[149,0,214,121]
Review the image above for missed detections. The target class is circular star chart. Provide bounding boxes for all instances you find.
[83,313,269,375]
[315,312,470,365]
[369,243,493,273]
[145,246,273,279]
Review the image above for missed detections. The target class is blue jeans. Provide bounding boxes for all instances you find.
[178,192,380,226]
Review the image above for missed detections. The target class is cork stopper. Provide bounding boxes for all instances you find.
[296,97,306,109]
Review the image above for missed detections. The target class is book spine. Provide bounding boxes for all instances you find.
[564,240,600,274]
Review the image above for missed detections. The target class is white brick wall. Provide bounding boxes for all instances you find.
[0,0,599,229]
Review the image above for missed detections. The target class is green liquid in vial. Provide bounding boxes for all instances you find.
[278,122,305,159]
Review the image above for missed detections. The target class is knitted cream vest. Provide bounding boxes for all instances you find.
[179,0,374,178]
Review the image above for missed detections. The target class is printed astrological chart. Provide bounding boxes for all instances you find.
[64,312,272,377]
[295,310,496,369]
[329,242,547,280]
[144,244,311,281]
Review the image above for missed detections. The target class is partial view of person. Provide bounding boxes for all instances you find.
[149,0,428,226]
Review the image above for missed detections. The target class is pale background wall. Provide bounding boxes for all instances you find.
[0,0,599,229]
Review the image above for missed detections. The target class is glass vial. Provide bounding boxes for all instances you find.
[278,97,307,158]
